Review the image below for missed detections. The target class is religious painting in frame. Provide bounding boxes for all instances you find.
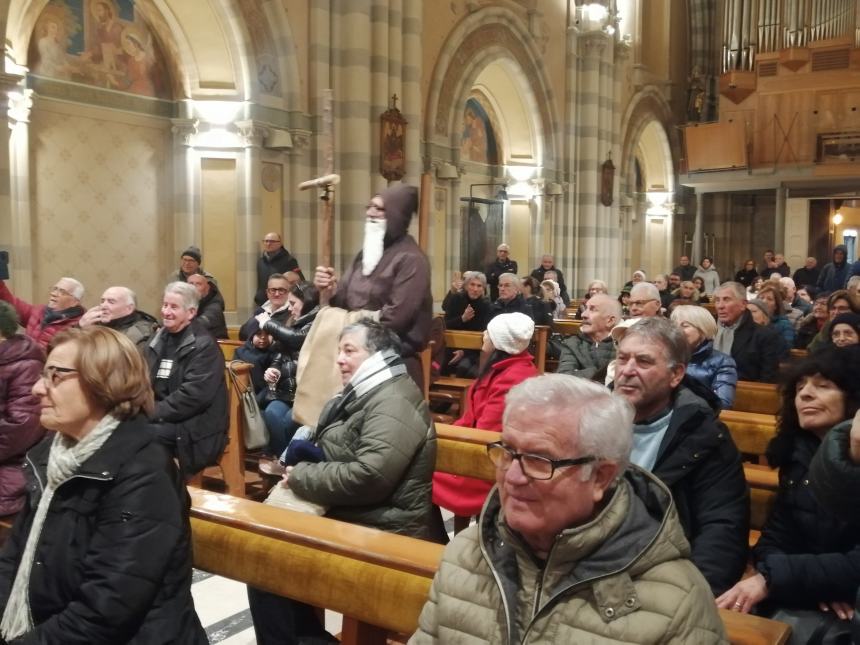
[459,92,503,165]
[28,0,171,99]
[380,97,407,181]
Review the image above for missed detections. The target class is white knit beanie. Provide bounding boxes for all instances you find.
[487,312,534,355]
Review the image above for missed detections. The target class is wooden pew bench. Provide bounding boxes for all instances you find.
[188,361,253,498]
[430,326,549,413]
[733,381,780,415]
[433,423,779,534]
[190,488,791,645]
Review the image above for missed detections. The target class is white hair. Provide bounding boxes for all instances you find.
[630,282,660,301]
[504,374,634,479]
[164,281,199,310]
[462,271,487,288]
[60,277,85,301]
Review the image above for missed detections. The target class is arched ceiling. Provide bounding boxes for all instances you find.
[637,120,674,191]
[472,59,538,164]
[161,0,237,92]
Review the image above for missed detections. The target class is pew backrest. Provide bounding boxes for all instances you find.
[733,381,780,415]
[190,488,791,645]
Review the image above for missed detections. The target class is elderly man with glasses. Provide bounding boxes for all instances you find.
[255,232,303,306]
[0,277,85,349]
[411,373,725,645]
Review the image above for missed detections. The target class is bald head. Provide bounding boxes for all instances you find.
[100,286,136,321]
[581,293,621,339]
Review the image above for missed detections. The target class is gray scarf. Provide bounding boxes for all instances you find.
[0,415,120,640]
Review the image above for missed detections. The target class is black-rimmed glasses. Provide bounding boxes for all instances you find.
[41,366,78,388]
[486,441,596,480]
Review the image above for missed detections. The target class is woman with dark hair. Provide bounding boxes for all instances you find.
[520,276,551,325]
[735,259,760,288]
[796,293,830,350]
[432,312,539,524]
[694,256,720,296]
[259,281,320,461]
[0,326,205,643]
[692,276,711,302]
[717,346,860,636]
[757,284,795,355]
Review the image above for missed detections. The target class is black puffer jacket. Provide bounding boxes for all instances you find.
[145,320,228,474]
[727,310,781,383]
[262,306,319,403]
[195,282,228,339]
[651,384,750,595]
[754,431,860,608]
[0,417,207,644]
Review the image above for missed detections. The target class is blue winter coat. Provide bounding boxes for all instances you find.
[685,340,738,410]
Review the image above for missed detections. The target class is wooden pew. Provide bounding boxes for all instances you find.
[188,361,251,498]
[733,381,780,415]
[430,326,549,413]
[190,489,791,645]
[218,338,244,361]
[721,409,778,461]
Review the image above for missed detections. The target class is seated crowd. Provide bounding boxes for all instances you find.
[0,193,858,643]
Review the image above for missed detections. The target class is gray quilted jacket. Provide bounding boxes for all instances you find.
[288,373,436,539]
[410,468,728,644]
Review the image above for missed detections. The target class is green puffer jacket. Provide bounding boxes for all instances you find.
[288,373,436,539]
[410,468,728,644]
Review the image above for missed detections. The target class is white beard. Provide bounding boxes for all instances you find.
[361,218,386,276]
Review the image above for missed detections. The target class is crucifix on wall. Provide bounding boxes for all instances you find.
[380,93,407,181]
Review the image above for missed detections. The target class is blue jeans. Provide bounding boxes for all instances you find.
[263,400,299,456]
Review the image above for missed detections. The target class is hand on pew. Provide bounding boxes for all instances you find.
[818,600,855,621]
[715,573,768,614]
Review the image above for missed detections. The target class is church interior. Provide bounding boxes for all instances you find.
[1,0,859,643]
[2,0,858,321]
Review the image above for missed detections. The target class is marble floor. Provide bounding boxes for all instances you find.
[193,511,458,643]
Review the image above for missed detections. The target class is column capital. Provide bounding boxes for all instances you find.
[236,120,268,148]
[289,129,311,156]
[170,118,199,147]
[578,31,612,57]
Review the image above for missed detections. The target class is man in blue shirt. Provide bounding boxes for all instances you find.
[613,317,749,597]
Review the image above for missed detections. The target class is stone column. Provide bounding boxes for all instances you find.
[237,120,268,321]
[693,190,705,264]
[2,73,33,297]
[170,117,199,261]
[774,185,786,253]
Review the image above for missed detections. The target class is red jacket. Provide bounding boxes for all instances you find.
[433,352,538,516]
[0,281,82,350]
[0,334,45,515]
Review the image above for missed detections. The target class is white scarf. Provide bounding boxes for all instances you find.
[254,300,291,329]
[361,218,387,276]
[0,415,120,640]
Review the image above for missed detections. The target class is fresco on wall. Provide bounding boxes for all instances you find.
[459,94,502,165]
[28,0,170,99]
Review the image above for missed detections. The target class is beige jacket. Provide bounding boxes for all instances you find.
[410,468,728,644]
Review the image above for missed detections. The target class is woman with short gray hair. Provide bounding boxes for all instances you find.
[671,305,738,410]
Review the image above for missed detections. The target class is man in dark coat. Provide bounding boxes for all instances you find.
[673,255,696,282]
[78,285,158,349]
[792,257,820,289]
[488,273,537,322]
[254,233,302,306]
[713,281,781,383]
[614,317,749,596]
[530,254,570,304]
[485,243,518,301]
[187,272,228,339]
[145,282,228,475]
[442,271,491,377]
[314,184,432,387]
[818,244,851,292]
